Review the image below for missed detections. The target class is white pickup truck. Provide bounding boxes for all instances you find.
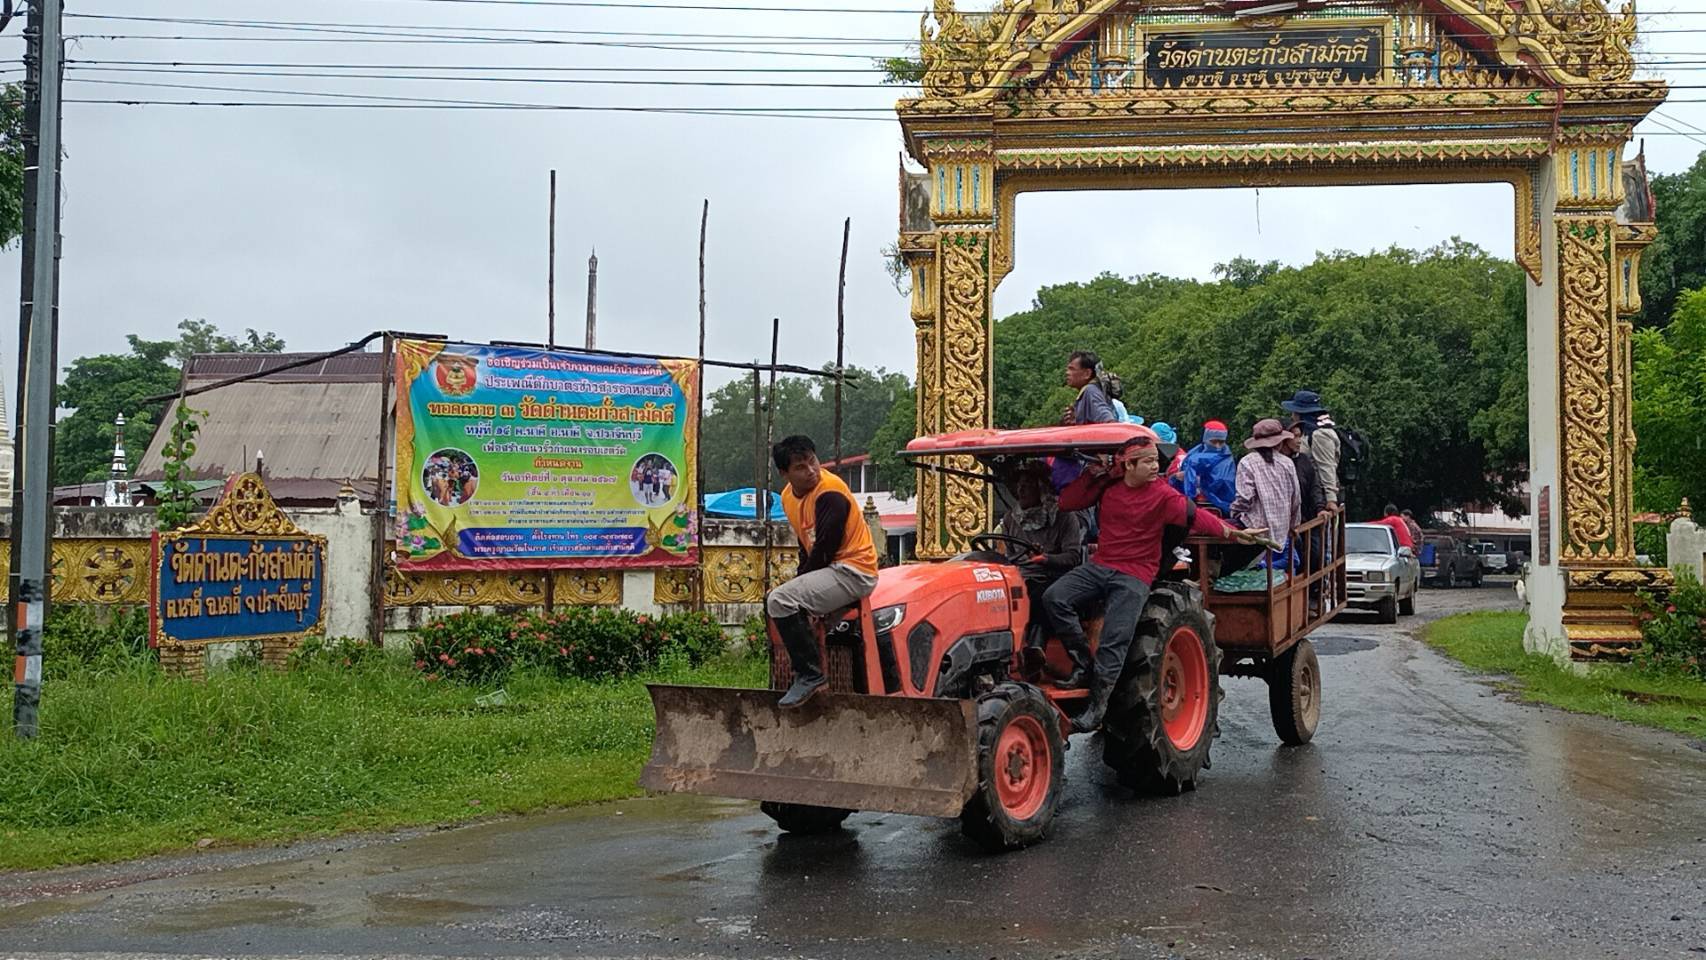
[1470,541,1507,575]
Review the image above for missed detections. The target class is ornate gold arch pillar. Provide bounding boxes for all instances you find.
[909,137,996,558]
[1534,129,1670,659]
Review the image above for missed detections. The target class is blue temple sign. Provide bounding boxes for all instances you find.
[149,473,328,648]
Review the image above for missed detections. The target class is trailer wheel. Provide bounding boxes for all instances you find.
[1268,638,1321,746]
[960,682,1064,851]
[1102,584,1221,797]
[760,802,853,835]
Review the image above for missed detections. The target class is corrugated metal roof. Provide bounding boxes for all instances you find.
[136,378,386,485]
[183,351,386,384]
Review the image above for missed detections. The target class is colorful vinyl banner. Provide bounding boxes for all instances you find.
[392,340,699,570]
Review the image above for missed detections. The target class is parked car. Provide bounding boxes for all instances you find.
[1344,523,1420,622]
[1470,541,1507,576]
[1420,535,1482,587]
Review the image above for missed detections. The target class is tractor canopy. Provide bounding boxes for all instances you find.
[902,423,1160,461]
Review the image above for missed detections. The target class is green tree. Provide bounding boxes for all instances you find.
[53,321,285,485]
[0,83,24,248]
[1632,287,1706,515]
[1640,150,1706,329]
[875,55,924,85]
[991,241,1529,519]
[697,366,914,495]
[867,387,918,498]
[170,319,286,363]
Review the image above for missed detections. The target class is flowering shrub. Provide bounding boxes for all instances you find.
[1635,568,1706,679]
[409,608,729,684]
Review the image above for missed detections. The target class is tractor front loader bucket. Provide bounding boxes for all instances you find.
[640,685,980,817]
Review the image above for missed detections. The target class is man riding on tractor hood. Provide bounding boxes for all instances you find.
[765,435,880,709]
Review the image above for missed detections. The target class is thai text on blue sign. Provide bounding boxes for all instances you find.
[152,537,326,645]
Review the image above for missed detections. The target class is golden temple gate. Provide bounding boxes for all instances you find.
[894,0,1666,658]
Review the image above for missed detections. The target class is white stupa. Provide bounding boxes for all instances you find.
[104,413,131,507]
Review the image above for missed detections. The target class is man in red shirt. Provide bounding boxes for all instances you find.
[1044,436,1269,732]
[1369,503,1414,550]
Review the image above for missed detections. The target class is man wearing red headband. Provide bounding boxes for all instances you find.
[1044,435,1270,732]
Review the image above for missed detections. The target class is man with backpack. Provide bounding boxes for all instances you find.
[1281,389,1355,506]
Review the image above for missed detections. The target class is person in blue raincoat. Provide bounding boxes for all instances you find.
[1178,419,1237,515]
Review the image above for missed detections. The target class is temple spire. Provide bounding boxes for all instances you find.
[104,412,131,507]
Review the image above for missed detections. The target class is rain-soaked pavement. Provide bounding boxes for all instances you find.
[4,584,1705,960]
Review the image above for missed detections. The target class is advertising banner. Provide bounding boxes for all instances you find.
[393,340,699,570]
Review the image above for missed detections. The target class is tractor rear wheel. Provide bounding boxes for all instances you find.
[760,802,853,835]
[1267,638,1321,746]
[959,682,1064,851]
[1102,584,1221,796]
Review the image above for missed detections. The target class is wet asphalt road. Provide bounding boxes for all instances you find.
[4,584,1706,960]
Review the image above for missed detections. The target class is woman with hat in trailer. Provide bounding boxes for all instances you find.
[1230,418,1302,570]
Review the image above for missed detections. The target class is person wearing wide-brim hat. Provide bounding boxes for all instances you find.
[1281,389,1341,506]
[1229,418,1301,568]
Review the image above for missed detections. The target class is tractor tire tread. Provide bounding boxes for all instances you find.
[1267,638,1321,746]
[1102,584,1220,797]
[959,682,1065,852]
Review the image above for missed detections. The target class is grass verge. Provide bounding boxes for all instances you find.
[0,652,766,871]
[1424,611,1706,741]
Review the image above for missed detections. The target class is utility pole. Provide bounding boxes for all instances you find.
[547,170,556,348]
[584,250,598,349]
[11,0,63,740]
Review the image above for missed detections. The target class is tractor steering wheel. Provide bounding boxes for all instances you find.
[968,533,1039,565]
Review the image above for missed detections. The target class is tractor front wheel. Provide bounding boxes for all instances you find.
[1267,638,1322,746]
[960,682,1065,851]
[760,802,853,835]
[1102,584,1221,796]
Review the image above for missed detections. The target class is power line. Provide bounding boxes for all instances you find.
[72,58,909,72]
[61,62,1706,94]
[58,15,1706,49]
[63,76,1706,113]
[68,65,904,88]
[67,65,901,87]
[65,13,908,42]
[226,0,1706,17]
[1648,113,1706,146]
[67,63,1706,89]
[65,53,1706,72]
[69,76,893,112]
[67,33,916,60]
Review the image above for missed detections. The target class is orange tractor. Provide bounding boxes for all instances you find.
[642,423,1346,850]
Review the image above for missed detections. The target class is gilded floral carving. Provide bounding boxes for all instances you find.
[1558,218,1616,560]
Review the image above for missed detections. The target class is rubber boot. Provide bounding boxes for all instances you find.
[1072,679,1111,733]
[1055,640,1092,690]
[774,612,827,709]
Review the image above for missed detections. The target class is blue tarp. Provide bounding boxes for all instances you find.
[703,487,785,521]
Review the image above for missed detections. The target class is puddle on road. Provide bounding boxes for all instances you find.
[139,897,314,933]
[1312,634,1378,656]
[365,891,488,927]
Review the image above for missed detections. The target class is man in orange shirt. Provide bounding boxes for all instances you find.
[1369,503,1415,550]
[767,435,880,708]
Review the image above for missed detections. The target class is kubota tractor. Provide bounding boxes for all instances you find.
[642,423,1344,850]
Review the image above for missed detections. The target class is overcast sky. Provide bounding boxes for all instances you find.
[0,0,1701,414]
